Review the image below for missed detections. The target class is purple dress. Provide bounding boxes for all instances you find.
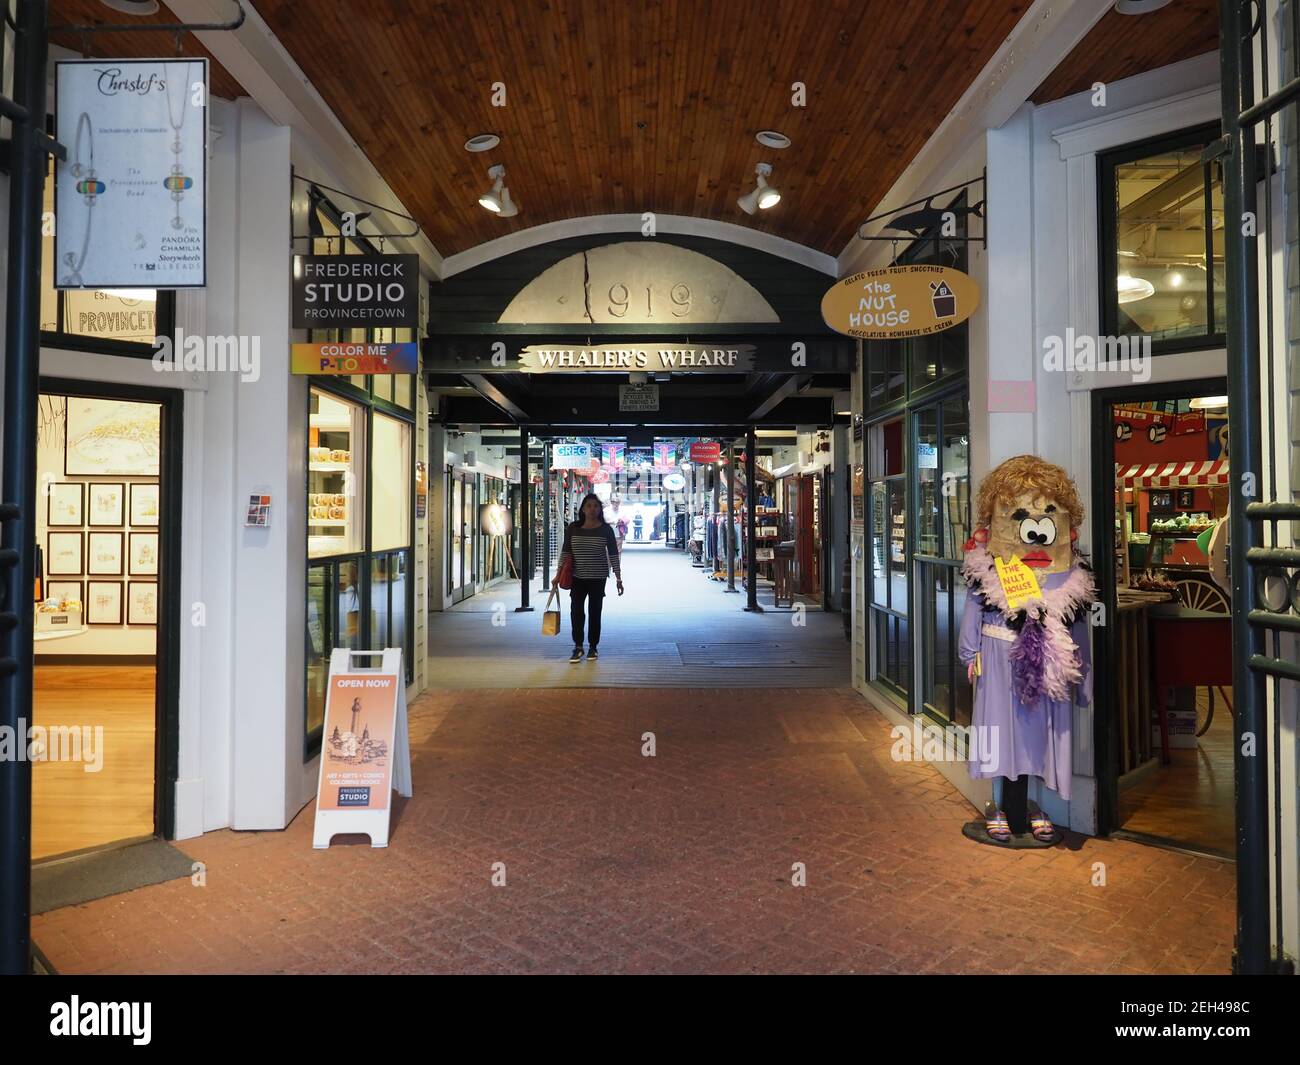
[957,570,1093,800]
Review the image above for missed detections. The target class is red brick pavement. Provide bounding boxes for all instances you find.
[32,688,1236,974]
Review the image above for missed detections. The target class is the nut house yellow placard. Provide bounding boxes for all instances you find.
[820,264,980,340]
[994,555,1043,612]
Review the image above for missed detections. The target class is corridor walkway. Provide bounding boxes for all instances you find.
[31,686,1234,975]
[429,544,849,688]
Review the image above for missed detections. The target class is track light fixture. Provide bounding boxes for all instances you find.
[737,162,780,215]
[478,164,519,217]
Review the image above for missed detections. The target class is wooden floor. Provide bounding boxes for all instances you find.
[32,664,155,861]
[1118,687,1234,856]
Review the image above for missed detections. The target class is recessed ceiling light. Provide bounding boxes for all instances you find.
[1114,0,1173,14]
[755,130,791,150]
[99,0,161,14]
[464,134,500,153]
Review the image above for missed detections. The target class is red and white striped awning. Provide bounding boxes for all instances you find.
[1115,458,1229,488]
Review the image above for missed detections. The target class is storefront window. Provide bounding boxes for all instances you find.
[372,412,411,552]
[1101,124,1224,349]
[867,417,909,697]
[308,388,366,559]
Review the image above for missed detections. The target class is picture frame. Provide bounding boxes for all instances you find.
[64,397,161,476]
[86,581,123,625]
[46,532,83,575]
[47,483,83,527]
[129,482,160,526]
[87,482,125,527]
[128,532,159,576]
[45,580,83,606]
[87,531,124,576]
[127,581,158,626]
[1175,488,1195,509]
[1149,490,1173,510]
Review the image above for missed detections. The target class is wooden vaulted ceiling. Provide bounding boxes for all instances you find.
[252,0,1030,256]
[49,0,248,100]
[1031,0,1219,104]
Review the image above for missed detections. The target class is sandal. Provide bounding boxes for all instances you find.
[984,805,1011,842]
[1029,808,1056,842]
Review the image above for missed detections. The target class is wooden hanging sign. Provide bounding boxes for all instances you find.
[821,264,980,340]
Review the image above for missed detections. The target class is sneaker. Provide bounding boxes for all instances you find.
[586,647,599,660]
[569,646,584,663]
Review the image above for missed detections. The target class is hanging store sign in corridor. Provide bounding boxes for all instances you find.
[821,265,979,340]
[517,344,756,373]
[55,59,209,289]
[293,254,420,328]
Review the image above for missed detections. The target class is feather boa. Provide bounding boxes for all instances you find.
[962,543,1095,703]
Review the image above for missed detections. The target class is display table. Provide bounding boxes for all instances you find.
[34,626,88,642]
[1147,602,1233,764]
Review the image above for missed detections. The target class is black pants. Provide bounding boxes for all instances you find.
[570,578,606,648]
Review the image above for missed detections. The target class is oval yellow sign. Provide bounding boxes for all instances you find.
[821,264,980,340]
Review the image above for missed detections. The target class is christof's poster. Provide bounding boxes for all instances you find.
[55,59,208,289]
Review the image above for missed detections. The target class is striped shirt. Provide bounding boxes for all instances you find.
[561,522,622,580]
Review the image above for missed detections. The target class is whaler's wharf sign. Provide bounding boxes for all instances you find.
[517,344,756,373]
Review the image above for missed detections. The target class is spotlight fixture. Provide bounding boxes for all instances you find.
[737,162,780,215]
[477,164,519,217]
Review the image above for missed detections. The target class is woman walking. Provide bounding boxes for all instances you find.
[553,493,624,662]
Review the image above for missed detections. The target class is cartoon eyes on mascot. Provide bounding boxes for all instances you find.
[958,455,1097,847]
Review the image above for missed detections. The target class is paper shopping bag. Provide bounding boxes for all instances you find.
[541,590,561,636]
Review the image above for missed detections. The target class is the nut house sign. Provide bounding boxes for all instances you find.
[821,264,980,340]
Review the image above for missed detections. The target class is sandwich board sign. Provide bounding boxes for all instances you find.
[312,647,411,848]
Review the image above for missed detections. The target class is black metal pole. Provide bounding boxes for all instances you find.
[1,0,49,977]
[725,442,738,592]
[744,426,762,612]
[515,426,533,612]
[710,455,719,572]
[1219,0,1270,975]
[539,440,551,591]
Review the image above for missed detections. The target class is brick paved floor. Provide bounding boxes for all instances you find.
[32,687,1236,974]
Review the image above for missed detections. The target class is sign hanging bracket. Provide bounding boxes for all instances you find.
[857,169,987,250]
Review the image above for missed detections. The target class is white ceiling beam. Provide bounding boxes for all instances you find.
[168,0,443,277]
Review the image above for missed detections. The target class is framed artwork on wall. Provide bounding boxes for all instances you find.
[45,580,83,605]
[87,482,125,527]
[128,532,159,575]
[46,532,83,575]
[127,581,158,625]
[86,581,123,625]
[64,397,161,476]
[1176,488,1195,509]
[87,531,124,575]
[47,483,84,526]
[129,483,160,526]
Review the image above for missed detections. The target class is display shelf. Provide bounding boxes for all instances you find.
[309,462,351,473]
[308,519,348,527]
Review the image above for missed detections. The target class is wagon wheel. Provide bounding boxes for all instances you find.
[1174,576,1230,614]
[1172,576,1230,736]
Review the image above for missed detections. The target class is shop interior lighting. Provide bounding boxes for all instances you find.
[478,164,519,217]
[1116,272,1154,303]
[1189,395,1229,409]
[100,0,161,13]
[738,162,780,215]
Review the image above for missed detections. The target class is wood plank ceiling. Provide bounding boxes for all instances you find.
[1031,0,1219,104]
[49,0,248,100]
[253,0,1030,256]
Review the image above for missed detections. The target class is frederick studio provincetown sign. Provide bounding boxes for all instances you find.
[292,253,419,329]
[517,344,756,373]
[820,264,980,340]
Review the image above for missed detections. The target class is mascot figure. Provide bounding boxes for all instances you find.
[959,455,1096,846]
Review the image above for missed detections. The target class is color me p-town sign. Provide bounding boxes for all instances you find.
[517,344,756,373]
